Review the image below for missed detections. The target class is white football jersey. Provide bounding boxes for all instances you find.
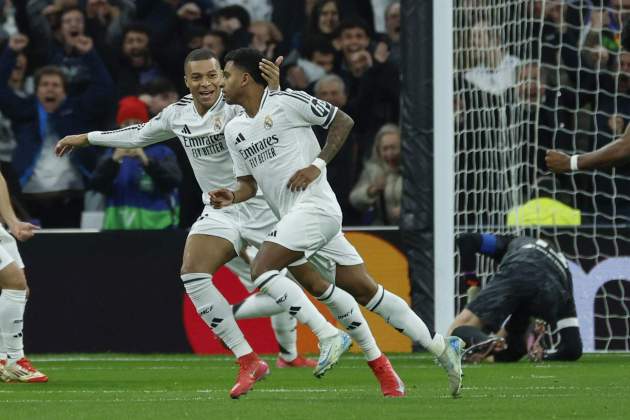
[88,93,241,204]
[225,88,342,219]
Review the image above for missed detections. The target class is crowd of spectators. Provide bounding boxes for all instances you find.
[0,0,402,229]
[455,0,630,225]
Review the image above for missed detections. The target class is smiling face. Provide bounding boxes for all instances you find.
[36,74,66,113]
[318,1,339,34]
[184,58,223,112]
[378,132,401,168]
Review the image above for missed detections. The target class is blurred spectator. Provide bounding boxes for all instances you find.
[303,36,336,73]
[350,123,401,225]
[382,1,400,65]
[335,17,399,159]
[135,1,210,48]
[114,23,164,97]
[140,77,178,117]
[91,96,181,230]
[212,4,251,49]
[464,19,520,95]
[212,0,272,22]
[84,0,135,50]
[249,20,283,59]
[0,0,19,41]
[299,0,340,51]
[201,30,228,61]
[0,33,114,227]
[313,74,359,223]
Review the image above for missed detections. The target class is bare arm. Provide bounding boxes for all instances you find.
[546,125,630,172]
[286,110,354,192]
[318,109,354,164]
[0,172,38,240]
[209,176,258,209]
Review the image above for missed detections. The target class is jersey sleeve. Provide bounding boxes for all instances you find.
[88,106,176,148]
[277,89,338,129]
[224,121,251,178]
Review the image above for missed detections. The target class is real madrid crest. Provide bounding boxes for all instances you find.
[264,115,273,130]
[213,116,223,132]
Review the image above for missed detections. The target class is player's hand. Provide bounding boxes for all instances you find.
[9,221,40,242]
[545,150,571,173]
[260,56,283,90]
[209,188,235,209]
[8,34,29,52]
[287,165,321,192]
[56,133,90,157]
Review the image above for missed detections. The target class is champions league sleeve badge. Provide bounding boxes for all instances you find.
[264,115,273,130]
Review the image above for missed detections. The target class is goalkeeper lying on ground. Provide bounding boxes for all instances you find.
[448,233,583,363]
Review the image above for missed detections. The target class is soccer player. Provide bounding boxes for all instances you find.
[546,24,630,173]
[56,49,351,399]
[211,47,466,397]
[0,172,48,383]
[448,232,583,363]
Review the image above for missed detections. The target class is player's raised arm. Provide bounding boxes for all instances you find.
[546,123,630,172]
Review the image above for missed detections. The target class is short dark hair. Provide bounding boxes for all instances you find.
[224,48,266,86]
[184,48,219,71]
[303,35,337,59]
[34,65,67,92]
[213,5,251,29]
[122,22,151,39]
[143,77,178,96]
[623,23,630,51]
[336,17,371,39]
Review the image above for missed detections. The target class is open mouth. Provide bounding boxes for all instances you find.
[70,31,80,37]
[198,90,214,100]
[44,96,57,104]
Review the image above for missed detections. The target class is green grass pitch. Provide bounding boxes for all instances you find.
[1,353,629,419]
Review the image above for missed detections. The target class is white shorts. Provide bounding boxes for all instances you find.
[0,226,24,271]
[264,204,342,258]
[305,232,364,283]
[188,196,277,256]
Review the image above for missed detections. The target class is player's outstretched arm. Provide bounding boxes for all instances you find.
[546,126,630,172]
[0,172,38,241]
[55,133,90,157]
[209,175,258,209]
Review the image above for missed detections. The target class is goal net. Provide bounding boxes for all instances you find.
[451,0,630,351]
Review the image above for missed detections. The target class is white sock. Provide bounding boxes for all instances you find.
[318,284,381,361]
[366,285,445,355]
[181,273,253,358]
[270,312,298,361]
[0,289,26,362]
[233,292,284,319]
[255,270,338,341]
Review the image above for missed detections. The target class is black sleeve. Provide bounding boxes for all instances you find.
[143,154,182,193]
[456,233,517,285]
[90,157,120,195]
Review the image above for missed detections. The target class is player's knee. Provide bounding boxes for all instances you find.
[0,265,27,290]
[250,260,269,282]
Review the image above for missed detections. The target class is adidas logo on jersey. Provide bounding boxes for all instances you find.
[182,124,191,135]
[267,230,277,237]
[235,133,246,144]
